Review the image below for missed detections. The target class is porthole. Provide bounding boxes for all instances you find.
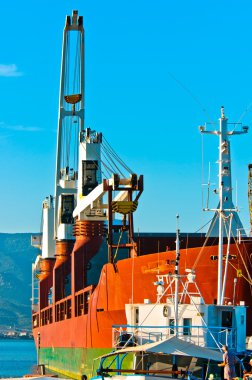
[163,305,169,317]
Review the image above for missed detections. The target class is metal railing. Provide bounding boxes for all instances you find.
[112,324,236,350]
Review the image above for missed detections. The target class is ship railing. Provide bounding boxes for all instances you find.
[75,285,94,317]
[55,295,72,322]
[32,285,95,328]
[237,228,252,242]
[32,304,39,313]
[32,313,40,328]
[112,325,236,350]
[40,305,53,326]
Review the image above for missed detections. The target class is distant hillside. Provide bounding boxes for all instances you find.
[0,233,39,330]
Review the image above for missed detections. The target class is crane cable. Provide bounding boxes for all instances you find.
[101,143,126,177]
[103,136,133,174]
[79,132,130,178]
[81,134,133,178]
[191,212,252,288]
[113,229,124,262]
[73,32,81,94]
[191,215,217,271]
[80,141,114,179]
[62,31,82,171]
[230,230,252,286]
[221,214,252,286]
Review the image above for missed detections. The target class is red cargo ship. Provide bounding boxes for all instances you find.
[31,10,252,380]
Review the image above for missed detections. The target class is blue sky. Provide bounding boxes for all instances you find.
[1,0,252,234]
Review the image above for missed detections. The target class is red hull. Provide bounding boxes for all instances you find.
[33,237,252,349]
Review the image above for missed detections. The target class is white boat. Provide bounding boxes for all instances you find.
[92,335,223,380]
[91,127,249,379]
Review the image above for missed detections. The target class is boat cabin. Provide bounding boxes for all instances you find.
[113,272,246,353]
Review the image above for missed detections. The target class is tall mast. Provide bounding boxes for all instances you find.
[200,106,248,304]
[174,214,180,336]
[54,10,84,240]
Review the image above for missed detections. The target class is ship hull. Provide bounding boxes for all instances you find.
[38,347,134,379]
[33,238,252,379]
[38,347,108,379]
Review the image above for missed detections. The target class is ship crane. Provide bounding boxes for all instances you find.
[33,10,144,284]
[31,9,144,322]
[31,10,84,286]
[54,10,84,242]
[52,10,144,262]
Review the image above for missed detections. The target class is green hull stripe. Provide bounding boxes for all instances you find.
[39,347,133,379]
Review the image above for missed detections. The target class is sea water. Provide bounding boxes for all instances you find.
[0,339,37,378]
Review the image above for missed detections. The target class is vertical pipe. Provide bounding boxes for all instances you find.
[232,278,237,305]
[174,215,180,336]
[71,246,76,317]
[32,264,34,312]
[54,28,68,238]
[52,263,56,323]
[80,26,85,131]
[217,111,225,305]
[37,332,40,366]
[128,190,135,258]
[108,186,113,263]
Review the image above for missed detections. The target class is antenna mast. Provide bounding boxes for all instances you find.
[199,106,248,305]
[174,214,180,336]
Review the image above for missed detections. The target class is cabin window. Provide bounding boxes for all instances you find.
[61,194,74,224]
[135,307,139,325]
[169,318,175,335]
[163,305,169,317]
[48,288,53,305]
[64,273,71,297]
[183,318,192,336]
[82,160,98,195]
[222,311,232,328]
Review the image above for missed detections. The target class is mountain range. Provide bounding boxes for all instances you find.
[0,233,38,331]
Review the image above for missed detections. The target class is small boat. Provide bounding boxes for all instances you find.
[92,336,223,380]
[91,223,245,380]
